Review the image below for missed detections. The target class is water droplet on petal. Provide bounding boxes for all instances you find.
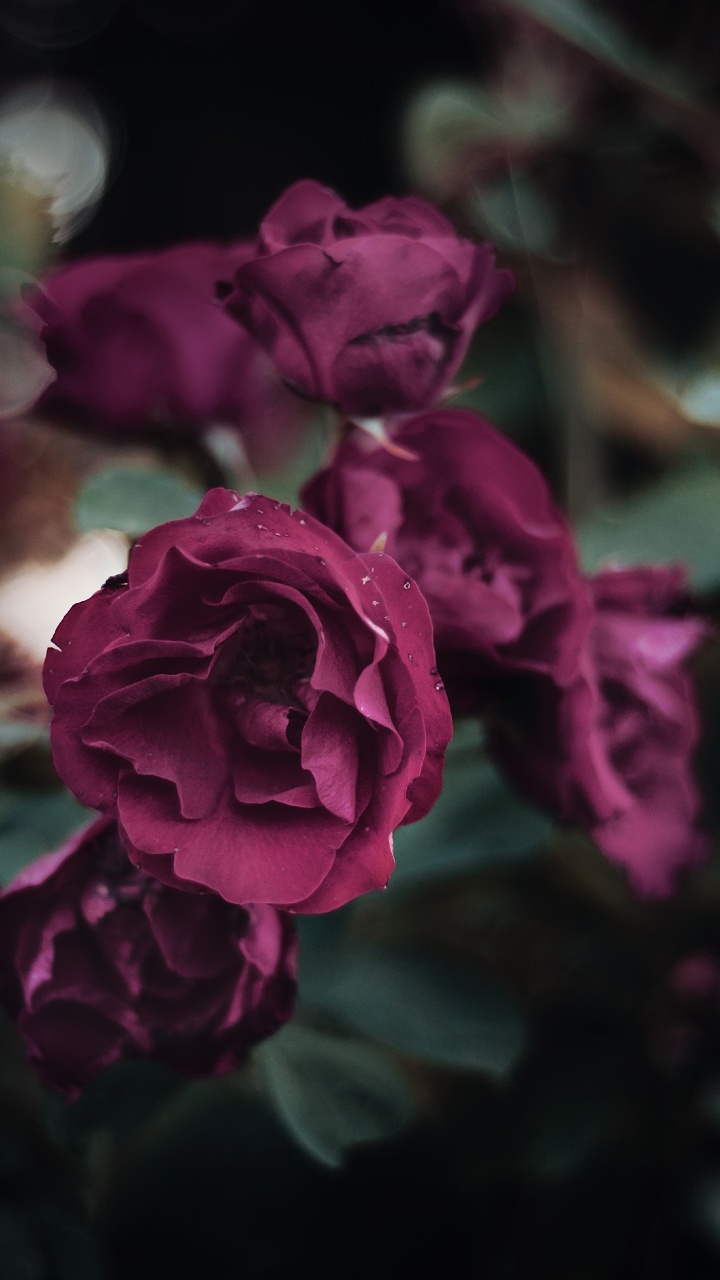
[372,599,379,606]
[408,654,413,661]
[401,621,407,628]
[430,667,438,676]
[256,524,268,531]
[434,681,445,691]
[403,580,411,590]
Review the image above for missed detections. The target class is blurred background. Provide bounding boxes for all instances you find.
[2,1,720,1277]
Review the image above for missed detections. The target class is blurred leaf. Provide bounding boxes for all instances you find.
[578,462,720,589]
[402,80,569,201]
[0,721,47,754]
[255,412,331,509]
[305,947,529,1079]
[0,787,91,884]
[453,305,548,440]
[469,173,558,257]
[505,0,693,102]
[692,1173,720,1250]
[521,1060,617,1179]
[390,725,551,891]
[257,1023,415,1168]
[75,466,203,536]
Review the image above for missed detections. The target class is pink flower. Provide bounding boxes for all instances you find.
[302,408,591,689]
[493,566,708,895]
[43,490,452,912]
[0,816,297,1099]
[221,180,513,417]
[24,242,304,468]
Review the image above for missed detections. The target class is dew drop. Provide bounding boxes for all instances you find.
[401,621,407,628]
[403,580,411,590]
[256,524,268,531]
[372,599,380,606]
[318,558,326,566]
[434,681,445,691]
[430,667,438,676]
[299,518,307,525]
[407,653,413,661]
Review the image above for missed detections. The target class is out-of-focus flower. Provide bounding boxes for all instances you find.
[302,407,591,689]
[221,179,513,418]
[22,242,306,469]
[493,565,708,896]
[0,815,297,1099]
[43,489,452,913]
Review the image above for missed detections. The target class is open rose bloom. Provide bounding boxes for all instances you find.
[302,407,592,688]
[44,490,452,912]
[0,816,297,1098]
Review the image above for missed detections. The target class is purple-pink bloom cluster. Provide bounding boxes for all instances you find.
[1,177,708,1098]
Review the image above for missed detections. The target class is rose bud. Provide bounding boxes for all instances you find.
[492,565,708,896]
[43,491,452,912]
[302,407,592,692]
[221,179,513,418]
[0,816,297,1099]
[22,242,305,469]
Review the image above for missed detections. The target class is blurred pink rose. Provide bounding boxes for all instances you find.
[493,565,708,896]
[24,242,305,469]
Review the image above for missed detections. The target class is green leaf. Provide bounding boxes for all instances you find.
[256,1023,415,1167]
[0,787,92,884]
[0,720,47,754]
[505,0,693,102]
[305,947,529,1079]
[578,462,720,590]
[254,413,331,509]
[75,466,204,536]
[390,723,551,890]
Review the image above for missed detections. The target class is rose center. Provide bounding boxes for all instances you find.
[219,603,318,706]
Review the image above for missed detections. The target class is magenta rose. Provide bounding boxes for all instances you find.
[43,490,452,912]
[0,816,297,1099]
[221,179,513,417]
[492,565,707,895]
[23,242,304,467]
[302,408,592,690]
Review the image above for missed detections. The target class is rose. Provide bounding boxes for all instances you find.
[0,816,297,1098]
[491,565,707,895]
[302,407,592,691]
[23,243,304,467]
[220,180,513,417]
[43,489,452,912]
